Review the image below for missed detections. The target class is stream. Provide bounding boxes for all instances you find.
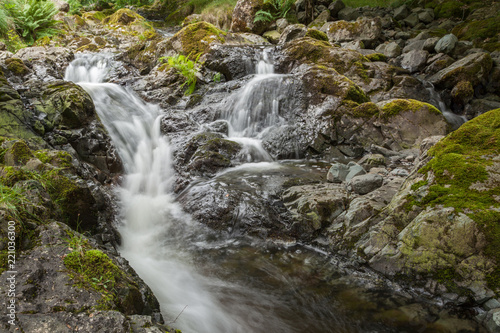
[65,53,481,333]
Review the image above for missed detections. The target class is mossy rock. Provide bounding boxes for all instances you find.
[378,99,441,120]
[41,81,96,129]
[452,12,500,51]
[365,53,387,62]
[169,21,226,59]
[351,102,380,118]
[301,65,369,107]
[5,58,30,76]
[434,1,468,19]
[103,8,144,26]
[305,29,328,42]
[281,37,368,75]
[34,149,72,168]
[3,140,33,166]
[187,137,241,175]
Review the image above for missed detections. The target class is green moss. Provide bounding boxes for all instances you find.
[176,21,226,58]
[451,80,474,101]
[64,249,122,308]
[414,109,500,289]
[34,150,72,168]
[5,140,33,165]
[365,53,387,62]
[434,1,468,19]
[351,102,380,118]
[5,58,29,76]
[305,29,328,42]
[411,180,428,191]
[379,99,441,120]
[345,82,370,104]
[102,8,144,25]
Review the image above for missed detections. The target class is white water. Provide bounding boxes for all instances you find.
[65,54,275,333]
[224,50,288,162]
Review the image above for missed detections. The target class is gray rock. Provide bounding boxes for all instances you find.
[485,299,500,311]
[338,7,359,21]
[389,168,409,177]
[403,13,419,27]
[327,161,366,183]
[358,153,386,168]
[323,17,382,48]
[383,42,402,58]
[401,49,428,73]
[276,18,289,33]
[347,173,384,195]
[423,37,440,52]
[403,39,425,53]
[279,24,307,45]
[309,9,330,29]
[394,4,410,20]
[486,309,500,333]
[465,99,500,120]
[435,34,458,54]
[418,9,434,24]
[328,0,346,18]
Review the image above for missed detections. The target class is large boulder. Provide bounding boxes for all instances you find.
[322,17,382,48]
[354,108,500,302]
[429,52,493,90]
[230,0,267,35]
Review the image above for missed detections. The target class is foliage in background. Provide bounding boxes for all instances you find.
[341,0,416,7]
[65,0,153,14]
[254,0,294,23]
[160,53,200,95]
[0,0,60,46]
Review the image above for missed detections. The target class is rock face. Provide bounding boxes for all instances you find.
[230,0,267,34]
[347,109,500,304]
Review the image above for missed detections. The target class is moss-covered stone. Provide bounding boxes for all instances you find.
[5,58,30,76]
[379,99,442,120]
[365,53,387,62]
[171,21,226,58]
[434,1,468,19]
[3,140,34,166]
[452,12,500,51]
[305,28,328,42]
[34,149,72,168]
[352,102,380,118]
[413,108,500,290]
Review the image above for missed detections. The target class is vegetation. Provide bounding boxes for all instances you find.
[254,0,294,23]
[160,53,200,95]
[342,0,416,7]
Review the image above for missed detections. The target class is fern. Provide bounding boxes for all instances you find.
[162,53,201,95]
[253,0,294,23]
[9,0,60,45]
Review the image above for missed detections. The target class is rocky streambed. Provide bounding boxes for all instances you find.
[1,0,500,332]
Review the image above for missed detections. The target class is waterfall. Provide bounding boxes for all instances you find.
[224,49,288,162]
[65,54,262,333]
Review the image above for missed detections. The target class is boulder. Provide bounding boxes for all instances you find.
[376,42,401,58]
[338,7,359,21]
[322,17,382,48]
[309,9,330,29]
[328,0,346,18]
[401,50,428,73]
[327,161,366,183]
[263,30,280,44]
[356,109,500,302]
[282,183,349,239]
[403,13,419,27]
[166,21,226,58]
[230,0,267,35]
[276,18,289,33]
[279,24,307,45]
[429,52,493,89]
[393,4,409,21]
[418,9,434,24]
[435,34,458,54]
[347,173,384,195]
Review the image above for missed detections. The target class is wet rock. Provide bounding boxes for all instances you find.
[347,173,384,195]
[451,80,474,112]
[429,52,493,90]
[205,44,262,81]
[327,161,366,183]
[401,50,428,73]
[279,24,307,45]
[322,17,382,48]
[231,0,268,35]
[435,34,458,54]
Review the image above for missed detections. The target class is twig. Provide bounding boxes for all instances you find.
[168,305,188,324]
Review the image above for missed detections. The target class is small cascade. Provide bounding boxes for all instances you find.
[224,49,288,162]
[421,79,467,130]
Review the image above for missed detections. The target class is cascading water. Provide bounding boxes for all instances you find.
[224,49,288,162]
[65,54,276,332]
